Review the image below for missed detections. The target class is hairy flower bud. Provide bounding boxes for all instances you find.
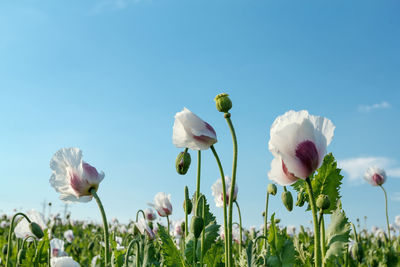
[190,216,204,239]
[281,191,293,211]
[316,194,330,210]
[29,222,44,239]
[350,242,363,263]
[267,184,277,196]
[296,190,306,207]
[214,93,232,113]
[183,186,193,214]
[176,151,191,175]
[17,249,26,264]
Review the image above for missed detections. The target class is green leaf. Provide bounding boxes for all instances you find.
[157,224,185,267]
[311,153,343,214]
[324,207,350,262]
[203,243,224,267]
[192,193,216,226]
[185,222,220,263]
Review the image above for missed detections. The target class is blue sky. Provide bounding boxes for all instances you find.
[0,0,399,231]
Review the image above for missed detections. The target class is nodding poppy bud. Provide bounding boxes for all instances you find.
[351,242,363,263]
[17,249,26,264]
[190,216,204,239]
[111,252,117,267]
[316,194,330,211]
[88,242,94,251]
[29,222,44,239]
[281,190,293,211]
[296,190,306,207]
[267,184,277,195]
[2,244,10,256]
[275,218,281,224]
[181,221,186,235]
[176,151,191,175]
[133,225,140,235]
[214,93,232,113]
[183,186,192,214]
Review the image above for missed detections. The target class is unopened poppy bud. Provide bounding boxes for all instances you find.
[316,194,330,210]
[88,241,94,250]
[296,190,306,207]
[183,186,192,214]
[267,184,277,195]
[17,249,26,264]
[275,218,281,224]
[190,216,204,239]
[133,225,140,235]
[351,242,363,263]
[2,244,10,256]
[214,93,232,113]
[29,222,44,239]
[176,151,191,175]
[281,191,293,211]
[181,221,186,235]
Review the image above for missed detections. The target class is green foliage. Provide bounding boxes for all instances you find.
[203,243,224,267]
[157,224,185,267]
[191,193,216,226]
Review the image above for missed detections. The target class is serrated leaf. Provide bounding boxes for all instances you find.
[185,222,220,263]
[281,239,296,267]
[245,240,258,267]
[191,193,216,226]
[324,207,350,262]
[157,224,185,267]
[203,243,224,267]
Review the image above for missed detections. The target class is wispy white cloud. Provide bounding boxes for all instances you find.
[358,101,391,113]
[90,0,142,14]
[338,156,400,184]
[391,192,400,202]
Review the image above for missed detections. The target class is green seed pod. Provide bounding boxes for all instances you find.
[2,244,10,256]
[29,222,44,239]
[190,216,204,239]
[17,249,26,264]
[275,218,281,224]
[296,190,306,207]
[214,93,232,113]
[183,186,192,214]
[88,241,94,251]
[316,194,331,211]
[176,151,191,175]
[267,184,277,196]
[281,191,293,211]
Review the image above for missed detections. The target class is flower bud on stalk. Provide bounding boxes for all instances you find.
[351,242,364,263]
[214,93,232,113]
[296,190,306,207]
[281,191,293,211]
[29,222,44,239]
[267,184,277,196]
[176,151,191,175]
[183,186,192,214]
[17,249,26,265]
[2,244,9,256]
[190,216,204,239]
[316,194,330,211]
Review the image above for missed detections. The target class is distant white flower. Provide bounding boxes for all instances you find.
[232,224,246,244]
[50,148,105,203]
[14,210,47,240]
[50,256,80,267]
[364,166,386,186]
[371,226,378,235]
[395,215,400,228]
[172,219,184,238]
[145,208,157,221]
[286,225,296,236]
[211,176,238,207]
[115,236,125,251]
[173,108,217,150]
[135,218,155,240]
[91,255,101,267]
[0,221,9,228]
[268,110,335,185]
[64,230,74,243]
[148,192,173,217]
[50,238,68,257]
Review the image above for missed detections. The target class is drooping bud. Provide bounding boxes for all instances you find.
[296,189,306,207]
[316,194,331,211]
[275,218,281,224]
[2,244,10,256]
[214,93,232,113]
[267,184,277,196]
[281,190,293,211]
[17,249,26,264]
[350,242,364,263]
[88,241,94,251]
[181,221,186,236]
[183,187,193,215]
[176,151,191,175]
[29,222,44,239]
[133,225,140,235]
[190,216,204,239]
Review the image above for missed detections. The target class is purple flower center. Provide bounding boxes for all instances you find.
[295,140,319,176]
[372,173,384,186]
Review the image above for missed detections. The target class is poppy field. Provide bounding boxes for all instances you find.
[0,93,399,267]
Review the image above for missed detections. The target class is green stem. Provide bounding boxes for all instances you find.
[350,222,358,242]
[379,185,391,243]
[90,188,110,266]
[319,211,326,265]
[136,210,146,222]
[200,197,205,267]
[234,201,243,256]
[6,212,31,267]
[196,150,201,215]
[210,145,228,267]
[193,237,197,267]
[305,177,321,267]
[264,192,270,249]
[224,113,238,267]
[124,239,139,267]
[167,215,170,236]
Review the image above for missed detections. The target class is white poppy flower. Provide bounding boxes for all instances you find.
[395,215,400,228]
[211,176,238,208]
[14,210,47,240]
[173,108,217,150]
[232,224,246,244]
[134,218,155,240]
[268,157,299,186]
[364,166,386,186]
[268,110,335,183]
[148,192,173,217]
[91,255,101,267]
[50,238,68,257]
[172,219,184,237]
[63,229,74,243]
[50,256,80,267]
[50,148,105,203]
[144,208,157,221]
